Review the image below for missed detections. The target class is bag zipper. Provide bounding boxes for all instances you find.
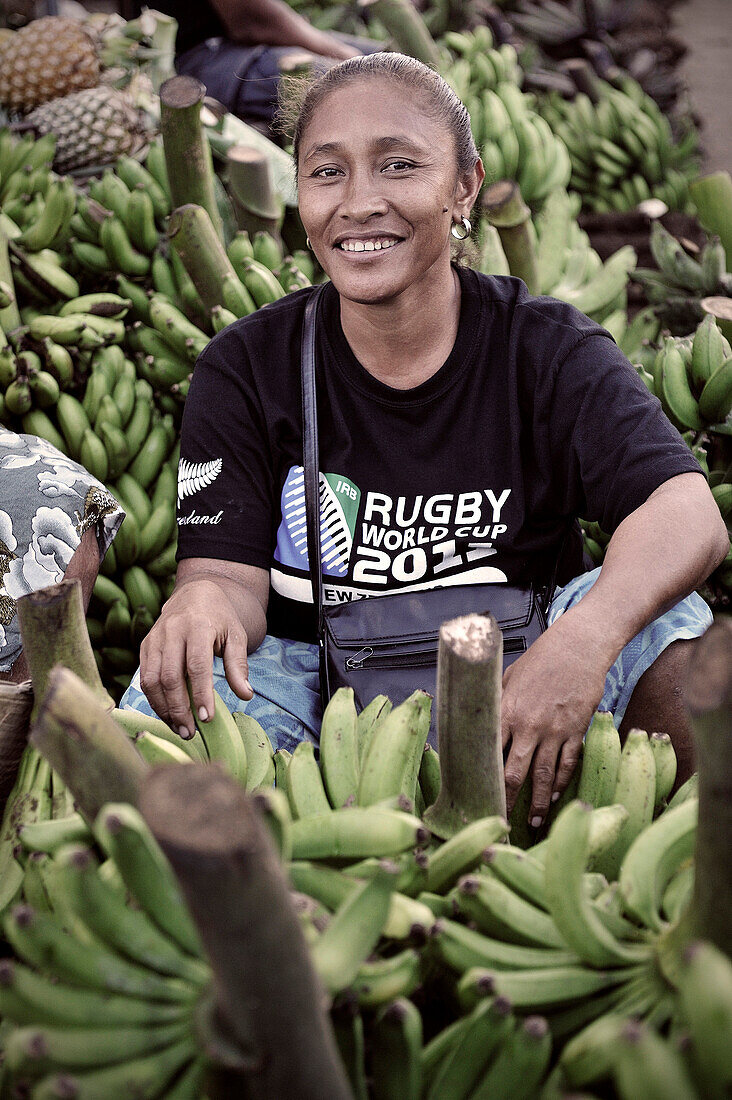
[344,636,526,671]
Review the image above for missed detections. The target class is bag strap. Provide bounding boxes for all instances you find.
[300,284,327,642]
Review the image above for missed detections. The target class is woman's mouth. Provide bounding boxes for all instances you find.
[335,237,402,253]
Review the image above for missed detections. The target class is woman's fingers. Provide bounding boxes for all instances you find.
[528,741,562,828]
[552,737,583,803]
[503,734,536,816]
[221,628,253,703]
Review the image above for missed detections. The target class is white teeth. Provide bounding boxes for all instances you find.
[339,238,399,252]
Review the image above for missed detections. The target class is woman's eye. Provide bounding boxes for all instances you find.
[383,160,414,172]
[311,166,341,178]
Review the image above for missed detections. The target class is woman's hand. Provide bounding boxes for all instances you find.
[139,560,268,740]
[501,606,613,827]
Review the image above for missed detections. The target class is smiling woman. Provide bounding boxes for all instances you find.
[122,52,728,829]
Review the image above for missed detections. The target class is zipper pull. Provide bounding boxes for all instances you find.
[345,646,373,670]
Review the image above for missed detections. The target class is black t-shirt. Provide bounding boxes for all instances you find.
[176,267,700,643]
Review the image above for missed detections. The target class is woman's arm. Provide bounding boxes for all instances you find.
[208,0,361,59]
[139,557,270,741]
[502,471,728,825]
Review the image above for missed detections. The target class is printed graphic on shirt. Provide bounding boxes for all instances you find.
[274,465,360,580]
[177,457,224,526]
[272,466,510,603]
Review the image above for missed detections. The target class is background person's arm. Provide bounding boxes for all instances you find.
[208,0,361,59]
[139,557,269,741]
[501,471,728,825]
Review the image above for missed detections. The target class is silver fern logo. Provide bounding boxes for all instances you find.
[177,458,222,502]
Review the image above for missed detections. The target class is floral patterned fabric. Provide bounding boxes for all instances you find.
[0,428,123,673]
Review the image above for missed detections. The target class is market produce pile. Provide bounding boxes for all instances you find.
[0,0,730,1094]
[0,594,730,1099]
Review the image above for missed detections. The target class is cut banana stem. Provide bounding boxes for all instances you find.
[481,181,539,295]
[424,613,504,839]
[684,618,732,958]
[167,203,243,311]
[159,75,224,243]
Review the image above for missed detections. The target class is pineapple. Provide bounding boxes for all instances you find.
[22,86,149,174]
[0,17,100,112]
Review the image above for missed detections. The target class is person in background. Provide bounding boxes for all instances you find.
[0,429,123,683]
[148,0,379,134]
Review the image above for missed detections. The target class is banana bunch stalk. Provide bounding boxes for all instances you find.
[540,75,700,213]
[440,27,571,206]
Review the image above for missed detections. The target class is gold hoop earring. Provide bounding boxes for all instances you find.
[450,216,471,241]
[306,237,311,249]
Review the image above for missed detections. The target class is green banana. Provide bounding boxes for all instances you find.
[618,796,697,932]
[611,1019,698,1100]
[690,314,726,390]
[148,295,209,363]
[320,686,359,809]
[232,712,275,791]
[138,501,176,562]
[113,471,153,528]
[252,230,283,271]
[577,711,622,807]
[660,860,693,924]
[94,803,203,957]
[470,1014,552,1100]
[428,995,514,1100]
[191,685,248,785]
[431,917,580,974]
[20,409,66,453]
[116,154,170,221]
[699,355,732,423]
[286,739,331,819]
[99,214,150,278]
[50,843,209,984]
[0,958,188,1029]
[54,393,91,460]
[98,420,130,481]
[29,1038,196,1100]
[370,997,422,1100]
[349,947,421,1008]
[26,313,87,346]
[419,743,441,810]
[456,961,633,1013]
[454,873,566,949]
[19,815,91,856]
[79,427,109,483]
[660,344,705,430]
[3,904,196,1003]
[310,862,399,993]
[481,843,547,909]
[355,694,392,766]
[290,807,428,860]
[543,800,651,967]
[425,816,508,894]
[237,256,287,307]
[112,707,207,763]
[3,1019,192,1078]
[124,380,155,456]
[594,729,656,881]
[123,187,160,254]
[251,786,292,861]
[649,731,677,810]
[126,421,170,488]
[358,691,432,807]
[134,729,194,766]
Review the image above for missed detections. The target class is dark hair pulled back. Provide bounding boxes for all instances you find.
[279,52,479,178]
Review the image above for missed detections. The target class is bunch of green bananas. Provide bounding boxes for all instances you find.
[4,680,729,1098]
[527,188,637,331]
[641,316,732,435]
[551,939,732,1098]
[440,28,571,205]
[632,221,731,334]
[539,75,700,213]
[0,803,211,1098]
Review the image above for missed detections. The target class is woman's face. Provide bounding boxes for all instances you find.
[297,78,482,305]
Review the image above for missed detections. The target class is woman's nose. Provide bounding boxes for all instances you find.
[339,169,389,222]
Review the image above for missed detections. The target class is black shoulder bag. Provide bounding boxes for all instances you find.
[301,284,558,743]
